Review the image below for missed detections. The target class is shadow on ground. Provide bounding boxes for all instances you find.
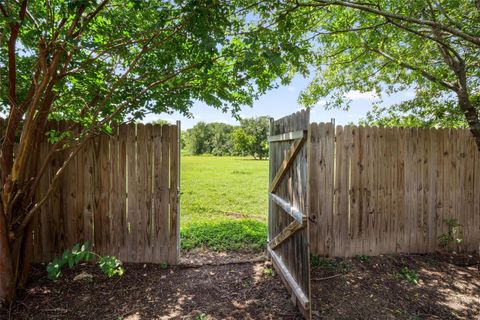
[4,257,302,320]
[311,253,480,320]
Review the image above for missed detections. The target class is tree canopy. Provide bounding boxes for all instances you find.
[231,117,269,159]
[184,121,235,156]
[360,91,468,128]
[183,117,269,159]
[257,0,480,146]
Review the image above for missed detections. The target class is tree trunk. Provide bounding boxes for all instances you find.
[0,212,15,306]
[457,90,480,151]
[0,208,34,307]
[0,131,43,306]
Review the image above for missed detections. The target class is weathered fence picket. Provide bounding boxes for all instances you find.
[31,122,180,264]
[268,110,311,319]
[309,124,480,257]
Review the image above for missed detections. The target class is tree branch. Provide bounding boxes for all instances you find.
[385,17,464,64]
[364,45,457,92]
[1,0,28,183]
[304,22,387,42]
[306,0,480,47]
[14,140,87,235]
[0,4,7,17]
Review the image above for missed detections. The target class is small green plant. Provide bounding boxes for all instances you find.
[47,242,124,280]
[160,263,169,269]
[318,257,338,270]
[310,255,320,268]
[310,256,351,273]
[97,256,124,277]
[399,266,419,285]
[438,218,463,251]
[354,255,370,263]
[262,267,274,276]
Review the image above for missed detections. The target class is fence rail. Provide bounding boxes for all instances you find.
[309,124,480,257]
[31,122,180,264]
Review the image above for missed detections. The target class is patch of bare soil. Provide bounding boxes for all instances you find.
[311,253,480,320]
[4,255,302,320]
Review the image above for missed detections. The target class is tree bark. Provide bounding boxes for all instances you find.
[11,221,34,290]
[458,94,480,151]
[0,210,34,306]
[0,211,14,305]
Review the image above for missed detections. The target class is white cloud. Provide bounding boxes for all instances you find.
[344,90,379,100]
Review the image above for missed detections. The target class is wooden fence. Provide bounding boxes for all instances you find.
[268,110,311,319]
[32,122,180,264]
[309,124,480,257]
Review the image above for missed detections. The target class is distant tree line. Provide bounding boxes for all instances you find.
[183,117,270,159]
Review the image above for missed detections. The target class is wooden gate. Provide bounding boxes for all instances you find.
[268,110,311,319]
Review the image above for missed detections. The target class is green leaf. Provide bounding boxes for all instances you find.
[97,256,125,277]
[68,255,75,268]
[72,243,80,254]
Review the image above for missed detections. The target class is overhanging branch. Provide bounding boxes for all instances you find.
[306,0,480,47]
[364,45,457,92]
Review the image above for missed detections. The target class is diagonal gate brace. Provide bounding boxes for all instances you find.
[268,220,304,250]
[269,134,306,193]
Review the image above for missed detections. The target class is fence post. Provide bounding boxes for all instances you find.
[176,120,181,263]
[267,117,274,257]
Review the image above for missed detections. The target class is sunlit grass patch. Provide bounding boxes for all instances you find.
[180,155,268,252]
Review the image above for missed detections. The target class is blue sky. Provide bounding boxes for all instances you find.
[144,74,414,129]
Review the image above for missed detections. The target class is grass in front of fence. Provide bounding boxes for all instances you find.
[180,155,268,252]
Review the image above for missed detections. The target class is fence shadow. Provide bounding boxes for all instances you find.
[7,261,302,319]
[310,253,480,319]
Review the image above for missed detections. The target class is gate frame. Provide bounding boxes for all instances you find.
[267,110,311,319]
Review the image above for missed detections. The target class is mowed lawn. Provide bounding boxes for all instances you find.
[180,155,269,252]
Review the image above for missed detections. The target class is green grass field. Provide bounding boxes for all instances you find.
[180,155,269,252]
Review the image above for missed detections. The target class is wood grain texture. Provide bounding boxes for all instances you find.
[31,122,180,264]
[269,110,311,319]
[269,221,304,250]
[309,124,480,257]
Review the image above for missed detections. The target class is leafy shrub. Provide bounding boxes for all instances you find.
[47,242,124,280]
[97,256,125,278]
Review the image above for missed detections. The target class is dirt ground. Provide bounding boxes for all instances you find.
[312,253,480,320]
[2,251,479,320]
[3,250,302,320]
